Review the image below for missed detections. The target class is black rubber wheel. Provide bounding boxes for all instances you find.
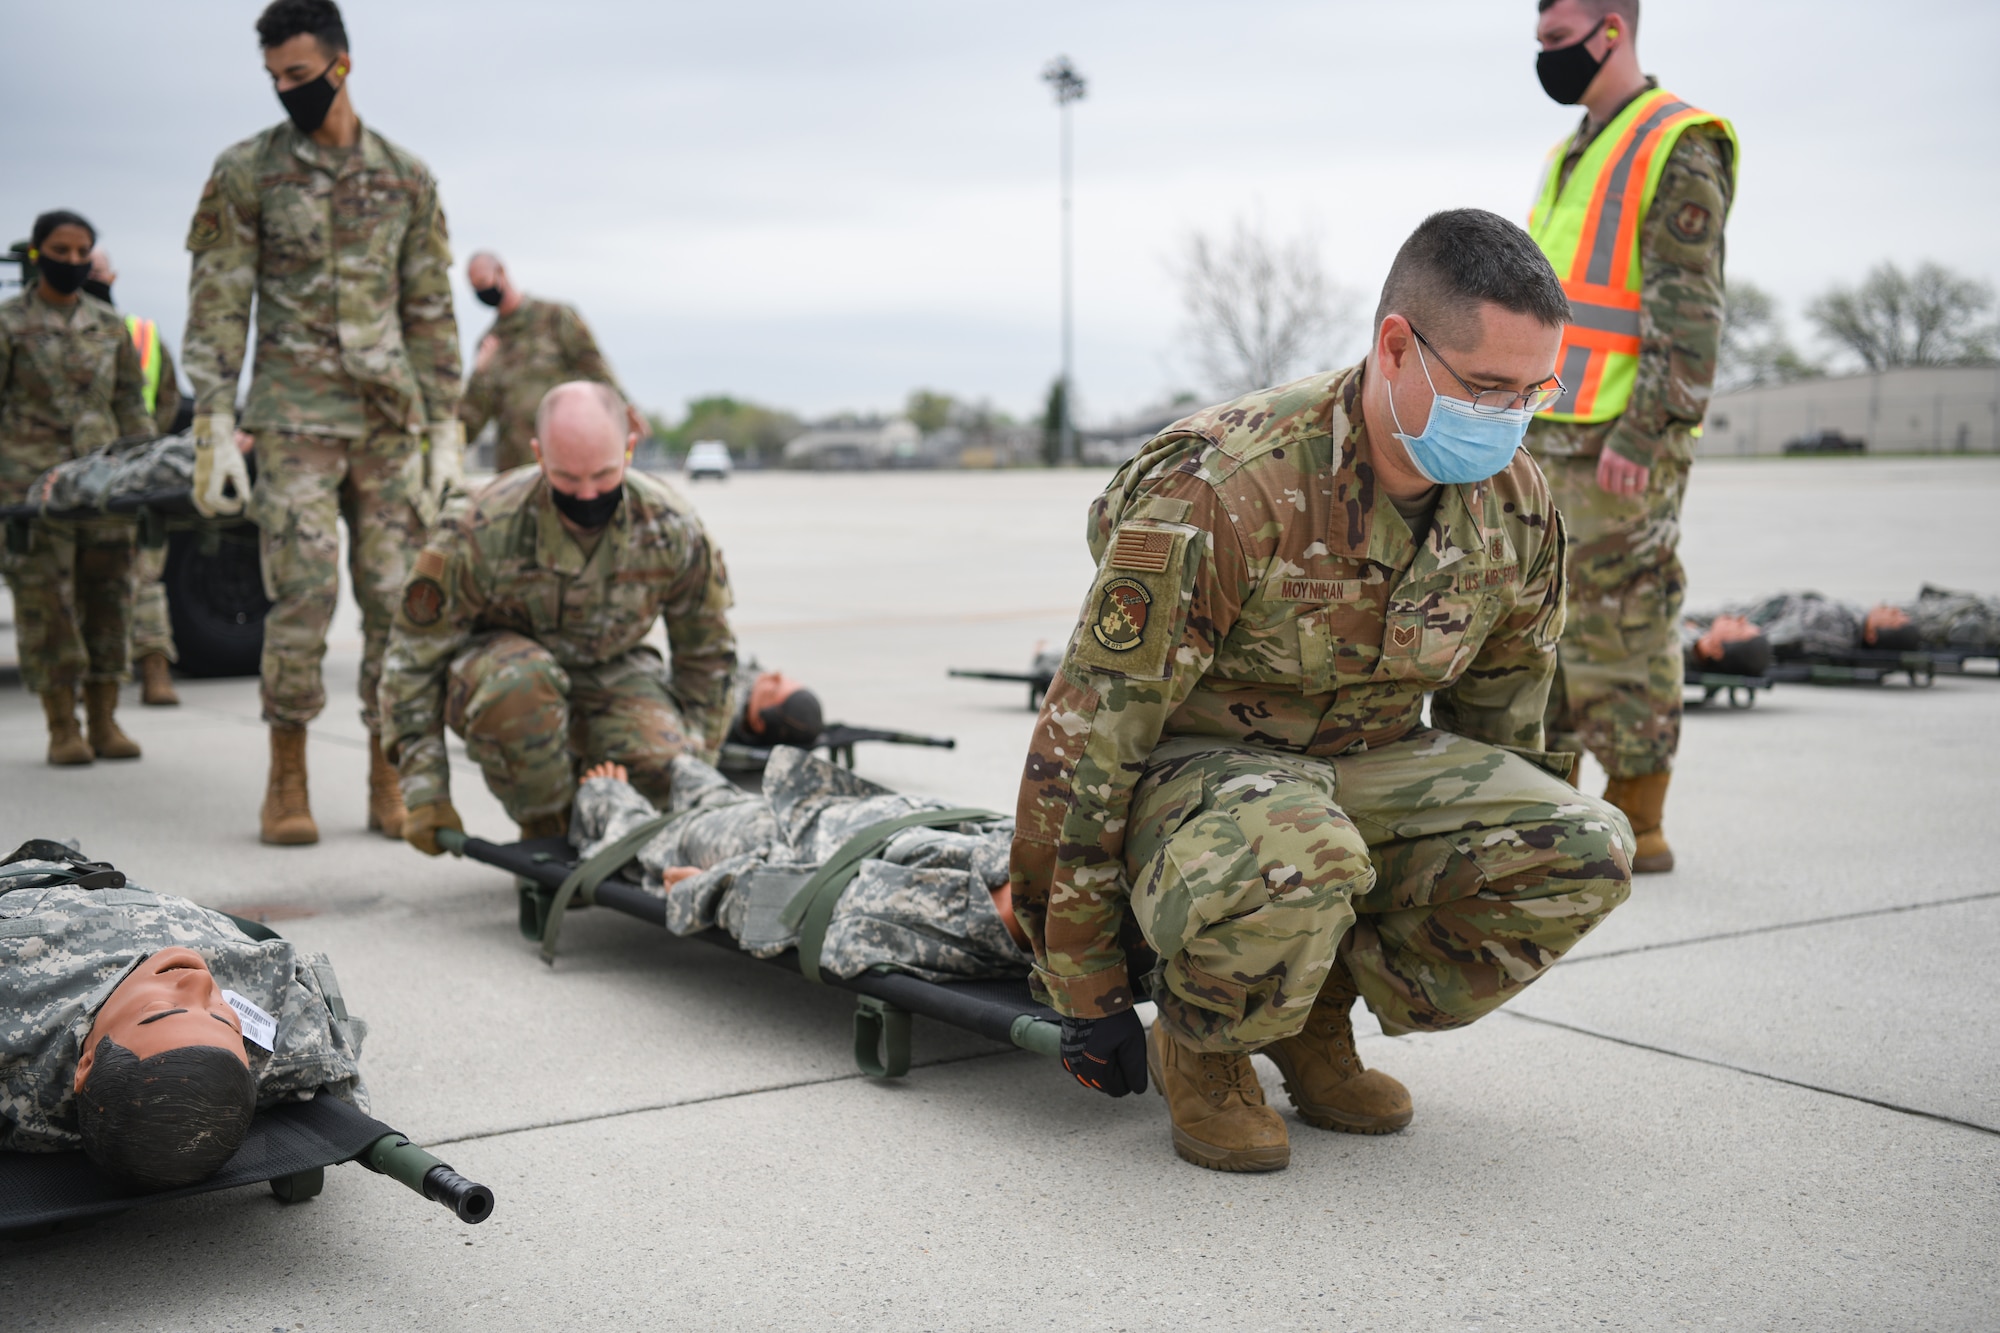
[163,521,270,678]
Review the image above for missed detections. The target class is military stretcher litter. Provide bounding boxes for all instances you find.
[438,749,1064,1080]
[0,1095,493,1239]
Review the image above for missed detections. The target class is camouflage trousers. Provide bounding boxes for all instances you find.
[249,429,426,733]
[129,541,175,663]
[445,632,692,822]
[1541,455,1692,780]
[1123,730,1634,1052]
[2,517,135,693]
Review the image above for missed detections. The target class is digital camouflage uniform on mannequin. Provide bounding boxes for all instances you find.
[0,847,366,1152]
[460,298,623,474]
[569,746,1027,982]
[0,287,151,764]
[379,466,737,837]
[1012,367,1633,1164]
[182,117,462,844]
[1524,80,1737,871]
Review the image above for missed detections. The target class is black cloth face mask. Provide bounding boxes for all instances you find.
[278,59,342,134]
[475,286,504,308]
[36,255,92,296]
[549,481,623,529]
[81,279,113,304]
[1536,20,1605,105]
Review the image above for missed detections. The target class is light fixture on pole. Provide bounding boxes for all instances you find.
[1042,54,1086,465]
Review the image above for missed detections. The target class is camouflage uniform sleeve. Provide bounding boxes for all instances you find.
[111,317,150,439]
[558,304,626,398]
[381,517,486,808]
[1009,474,1247,1018]
[1604,126,1736,467]
[399,174,463,425]
[660,521,739,762]
[1432,506,1568,750]
[457,354,496,439]
[153,338,182,435]
[181,151,260,415]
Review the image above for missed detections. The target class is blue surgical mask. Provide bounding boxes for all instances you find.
[1387,343,1531,485]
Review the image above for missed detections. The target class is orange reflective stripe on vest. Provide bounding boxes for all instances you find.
[125,314,162,417]
[1529,89,1736,423]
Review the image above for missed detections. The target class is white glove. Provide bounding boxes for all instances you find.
[419,418,467,526]
[191,410,252,518]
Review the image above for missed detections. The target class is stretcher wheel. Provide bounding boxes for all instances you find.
[269,1166,324,1204]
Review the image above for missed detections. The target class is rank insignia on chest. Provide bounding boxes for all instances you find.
[1090,578,1153,652]
[1110,528,1173,572]
[1488,536,1509,563]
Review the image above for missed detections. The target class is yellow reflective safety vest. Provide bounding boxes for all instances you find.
[124,314,162,417]
[1528,88,1737,423]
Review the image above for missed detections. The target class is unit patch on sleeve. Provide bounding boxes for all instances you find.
[402,577,446,627]
[1090,578,1153,652]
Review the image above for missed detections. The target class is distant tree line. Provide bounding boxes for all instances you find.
[1720,261,1997,392]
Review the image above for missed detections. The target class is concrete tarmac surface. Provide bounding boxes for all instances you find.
[3,457,1997,1331]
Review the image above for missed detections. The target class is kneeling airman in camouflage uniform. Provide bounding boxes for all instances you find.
[381,381,738,853]
[1012,210,1634,1172]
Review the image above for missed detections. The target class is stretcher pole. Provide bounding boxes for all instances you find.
[361,1134,495,1224]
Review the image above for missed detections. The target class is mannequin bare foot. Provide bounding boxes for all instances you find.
[582,761,630,783]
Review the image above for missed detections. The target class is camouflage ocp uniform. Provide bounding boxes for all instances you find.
[128,328,183,665]
[379,467,737,824]
[182,119,462,732]
[0,289,150,694]
[1526,81,1737,780]
[0,852,366,1153]
[1010,366,1634,1053]
[460,297,623,472]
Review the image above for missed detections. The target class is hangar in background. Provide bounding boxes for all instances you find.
[1701,365,2000,456]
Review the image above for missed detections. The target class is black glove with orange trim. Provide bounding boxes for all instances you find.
[1059,1009,1148,1098]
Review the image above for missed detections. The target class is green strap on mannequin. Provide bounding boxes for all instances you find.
[539,813,681,964]
[780,807,999,984]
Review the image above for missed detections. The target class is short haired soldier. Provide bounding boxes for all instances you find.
[459,252,636,473]
[1012,210,1635,1172]
[1,840,365,1192]
[381,381,738,852]
[1525,0,1738,871]
[180,0,465,846]
[0,210,151,766]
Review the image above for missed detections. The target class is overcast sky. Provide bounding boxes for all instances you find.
[5,0,1995,426]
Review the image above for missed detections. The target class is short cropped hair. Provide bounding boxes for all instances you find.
[257,0,349,55]
[535,381,629,444]
[1537,0,1640,32]
[75,1037,257,1192]
[31,210,95,250]
[1373,209,1571,350]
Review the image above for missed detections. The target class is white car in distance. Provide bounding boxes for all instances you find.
[685,440,733,481]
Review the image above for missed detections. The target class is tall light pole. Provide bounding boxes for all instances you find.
[1042,55,1086,465]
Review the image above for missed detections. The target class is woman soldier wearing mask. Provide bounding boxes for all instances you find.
[0,210,153,764]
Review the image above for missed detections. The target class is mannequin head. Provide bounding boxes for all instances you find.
[745,672,824,747]
[72,948,257,1191]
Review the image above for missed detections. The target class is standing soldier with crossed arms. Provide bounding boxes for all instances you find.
[1525,0,1736,872]
[181,0,464,846]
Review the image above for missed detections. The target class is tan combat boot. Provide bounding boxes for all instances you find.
[83,681,141,760]
[261,725,320,846]
[518,809,570,842]
[1603,771,1673,873]
[40,686,93,766]
[366,731,406,839]
[1146,1022,1290,1173]
[138,653,179,706]
[1263,972,1413,1134]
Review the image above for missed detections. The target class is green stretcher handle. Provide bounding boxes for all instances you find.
[362,1133,495,1224]
[1009,1014,1062,1058]
[437,828,469,855]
